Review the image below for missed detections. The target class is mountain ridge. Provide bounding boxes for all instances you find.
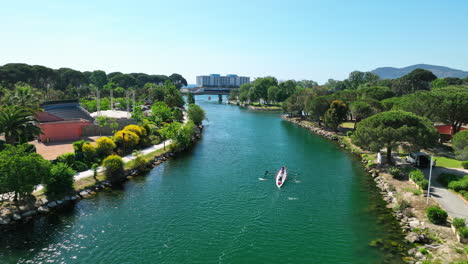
[371,64,468,79]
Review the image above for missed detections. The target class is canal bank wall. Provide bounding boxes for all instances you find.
[283,116,467,264]
[0,125,204,230]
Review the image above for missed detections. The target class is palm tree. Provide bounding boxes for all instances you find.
[0,106,42,144]
[2,84,42,113]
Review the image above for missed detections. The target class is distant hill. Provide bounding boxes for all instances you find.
[371,64,468,79]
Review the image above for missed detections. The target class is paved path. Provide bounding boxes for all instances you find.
[423,167,468,221]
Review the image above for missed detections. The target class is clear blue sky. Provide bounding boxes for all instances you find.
[1,0,467,84]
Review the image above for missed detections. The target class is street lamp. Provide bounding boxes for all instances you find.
[426,156,433,204]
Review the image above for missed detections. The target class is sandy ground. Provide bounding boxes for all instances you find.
[30,136,100,160]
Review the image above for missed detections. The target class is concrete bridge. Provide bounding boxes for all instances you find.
[181,87,238,101]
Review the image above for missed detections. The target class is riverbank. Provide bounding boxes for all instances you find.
[283,116,467,264]
[0,125,203,230]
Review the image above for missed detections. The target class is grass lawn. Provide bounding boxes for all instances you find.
[340,122,355,129]
[434,156,463,169]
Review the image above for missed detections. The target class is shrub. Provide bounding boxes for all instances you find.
[453,130,468,160]
[453,218,466,229]
[346,131,353,137]
[409,169,429,189]
[82,142,97,164]
[72,140,85,153]
[73,161,88,172]
[394,199,411,211]
[448,177,468,192]
[45,163,75,197]
[418,247,429,255]
[462,161,468,169]
[96,137,116,157]
[123,125,146,137]
[187,104,206,126]
[56,152,76,167]
[102,155,124,182]
[389,167,403,179]
[113,130,140,151]
[131,152,148,172]
[459,227,468,239]
[426,206,448,225]
[438,173,460,187]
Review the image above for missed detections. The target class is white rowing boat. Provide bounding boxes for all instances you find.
[276,166,287,188]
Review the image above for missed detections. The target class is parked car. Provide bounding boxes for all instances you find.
[406,152,432,168]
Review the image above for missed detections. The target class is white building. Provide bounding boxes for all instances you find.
[196,74,250,88]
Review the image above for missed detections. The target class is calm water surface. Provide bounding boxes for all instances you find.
[0,96,405,263]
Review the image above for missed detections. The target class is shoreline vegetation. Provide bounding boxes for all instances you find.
[0,125,203,230]
[283,116,467,264]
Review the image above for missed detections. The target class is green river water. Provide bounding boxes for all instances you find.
[0,96,406,263]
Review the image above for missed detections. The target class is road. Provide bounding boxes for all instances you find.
[423,167,468,221]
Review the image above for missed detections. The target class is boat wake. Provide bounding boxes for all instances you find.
[258,178,268,181]
[288,197,299,200]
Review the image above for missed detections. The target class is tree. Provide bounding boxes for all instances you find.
[187,92,195,104]
[282,89,314,117]
[349,100,374,130]
[169,73,188,89]
[96,136,116,157]
[0,144,51,201]
[89,70,108,88]
[113,130,140,154]
[0,106,41,144]
[151,101,173,123]
[323,100,347,130]
[306,96,331,125]
[296,80,318,89]
[431,78,448,89]
[277,80,297,102]
[158,121,182,150]
[267,85,280,103]
[45,162,75,198]
[102,155,124,183]
[2,84,43,113]
[358,86,395,101]
[392,69,437,95]
[251,77,278,103]
[163,80,184,108]
[187,104,206,126]
[452,130,468,160]
[109,73,137,88]
[352,111,438,163]
[174,121,196,149]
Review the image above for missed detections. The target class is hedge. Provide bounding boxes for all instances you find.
[426,206,448,225]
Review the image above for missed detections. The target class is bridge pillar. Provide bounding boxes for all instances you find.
[218,94,223,102]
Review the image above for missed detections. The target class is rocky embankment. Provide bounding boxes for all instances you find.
[283,117,466,263]
[0,126,203,230]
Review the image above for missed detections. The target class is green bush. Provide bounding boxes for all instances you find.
[73,161,88,172]
[95,137,116,157]
[103,155,124,182]
[453,218,466,229]
[426,206,448,225]
[389,167,403,179]
[56,152,76,167]
[346,131,353,137]
[459,227,468,239]
[463,161,468,169]
[448,177,468,192]
[438,173,461,187]
[409,169,428,189]
[45,163,75,197]
[418,247,429,255]
[131,152,148,172]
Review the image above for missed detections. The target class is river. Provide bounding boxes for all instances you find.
[0,96,406,263]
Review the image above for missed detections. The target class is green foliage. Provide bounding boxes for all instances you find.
[349,100,374,127]
[123,125,146,137]
[392,69,437,95]
[437,173,461,187]
[352,111,438,162]
[0,144,51,200]
[73,161,88,172]
[95,137,116,157]
[187,104,206,126]
[130,151,148,172]
[102,155,124,181]
[453,218,466,229]
[113,130,140,152]
[346,131,353,137]
[163,80,185,108]
[431,78,448,89]
[358,86,395,101]
[426,206,448,225]
[448,176,468,192]
[409,169,429,190]
[418,247,429,255]
[323,100,347,130]
[463,161,468,169]
[151,101,173,123]
[174,121,196,149]
[89,70,107,88]
[282,89,314,117]
[82,142,97,164]
[453,131,468,161]
[388,167,403,179]
[45,163,75,197]
[187,92,195,104]
[0,105,41,144]
[172,108,183,122]
[56,152,76,167]
[131,106,145,123]
[394,199,411,211]
[306,95,331,121]
[458,227,468,238]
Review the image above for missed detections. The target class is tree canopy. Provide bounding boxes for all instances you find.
[352,111,438,162]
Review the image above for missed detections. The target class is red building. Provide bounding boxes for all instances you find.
[434,124,467,142]
[37,100,94,142]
